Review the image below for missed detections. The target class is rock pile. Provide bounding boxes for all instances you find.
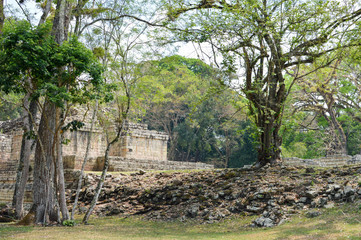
[67,164,361,227]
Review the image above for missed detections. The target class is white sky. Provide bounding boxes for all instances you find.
[4,0,207,61]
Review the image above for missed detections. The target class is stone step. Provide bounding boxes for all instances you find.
[109,158,213,171]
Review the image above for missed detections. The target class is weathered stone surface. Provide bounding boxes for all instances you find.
[0,121,213,202]
[60,165,361,227]
[253,216,274,227]
[284,155,361,168]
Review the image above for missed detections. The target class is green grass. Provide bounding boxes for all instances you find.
[1,203,361,240]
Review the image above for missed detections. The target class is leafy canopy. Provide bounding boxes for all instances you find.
[0,20,104,107]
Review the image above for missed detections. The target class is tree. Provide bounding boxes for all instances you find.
[165,0,361,166]
[280,52,361,158]
[135,55,258,167]
[3,0,163,224]
[10,0,52,219]
[135,55,215,160]
[0,17,103,224]
[296,61,348,155]
[77,0,158,222]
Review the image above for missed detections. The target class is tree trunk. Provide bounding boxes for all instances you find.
[246,73,285,167]
[31,100,59,224]
[82,123,124,224]
[12,95,38,219]
[20,0,72,225]
[327,108,347,155]
[13,0,53,219]
[71,100,98,220]
[38,0,52,25]
[256,112,282,167]
[56,108,69,221]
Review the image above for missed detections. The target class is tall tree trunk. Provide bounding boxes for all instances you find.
[31,100,59,224]
[51,0,71,223]
[71,100,98,220]
[24,0,70,225]
[56,108,69,221]
[12,95,38,219]
[13,0,52,221]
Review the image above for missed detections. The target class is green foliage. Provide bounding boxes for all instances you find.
[281,115,326,159]
[62,219,75,227]
[0,20,54,93]
[62,120,85,132]
[0,91,23,120]
[135,55,258,167]
[0,20,105,108]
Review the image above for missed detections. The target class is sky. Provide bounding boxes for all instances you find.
[5,0,39,24]
[3,0,216,65]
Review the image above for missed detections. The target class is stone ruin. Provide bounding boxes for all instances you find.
[283,154,361,167]
[0,119,213,203]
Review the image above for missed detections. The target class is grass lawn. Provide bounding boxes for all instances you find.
[1,203,361,240]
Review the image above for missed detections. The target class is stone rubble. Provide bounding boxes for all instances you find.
[63,164,361,227]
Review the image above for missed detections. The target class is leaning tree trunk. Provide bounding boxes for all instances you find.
[82,124,124,224]
[327,107,347,155]
[83,90,131,224]
[13,96,38,219]
[71,100,98,220]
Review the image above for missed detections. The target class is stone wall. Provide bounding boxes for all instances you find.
[1,122,171,172]
[109,122,168,161]
[62,128,107,171]
[0,133,15,202]
[0,131,34,203]
[0,121,213,203]
[283,154,361,167]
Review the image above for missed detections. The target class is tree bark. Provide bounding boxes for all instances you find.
[256,111,282,166]
[51,0,71,223]
[12,95,38,219]
[31,100,59,224]
[56,108,69,221]
[38,0,52,25]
